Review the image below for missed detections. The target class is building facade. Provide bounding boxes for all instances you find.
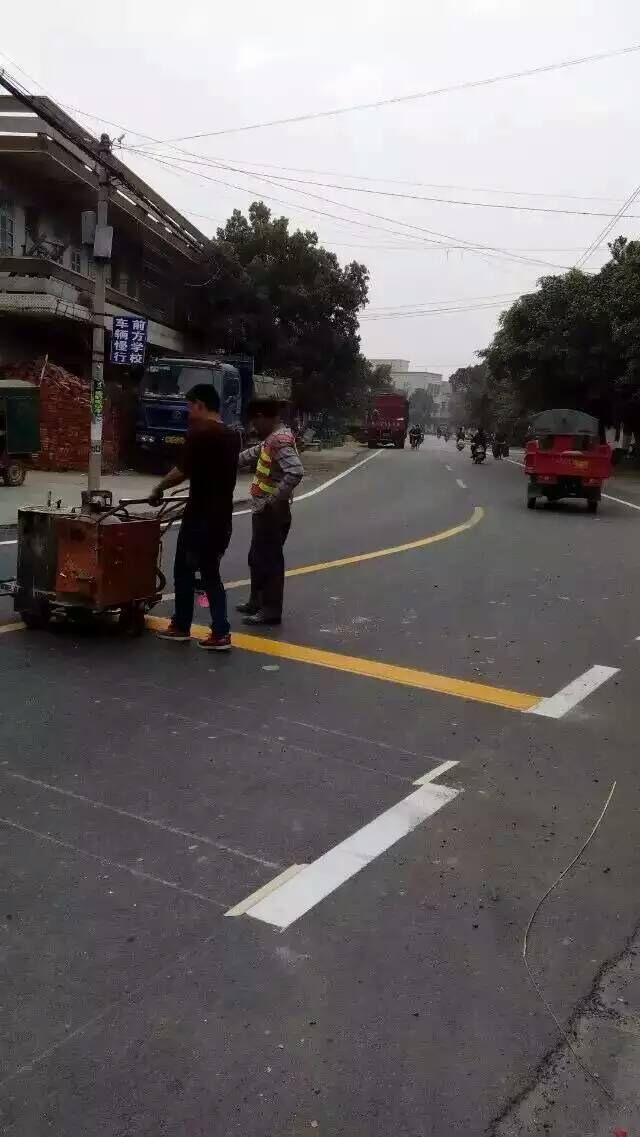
[0,93,210,377]
[369,358,450,423]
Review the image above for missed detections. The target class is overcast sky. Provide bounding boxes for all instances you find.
[3,1,640,377]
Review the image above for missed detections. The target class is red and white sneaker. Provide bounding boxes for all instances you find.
[156,621,190,643]
[196,632,232,652]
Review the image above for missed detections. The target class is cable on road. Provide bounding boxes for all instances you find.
[522,780,617,1101]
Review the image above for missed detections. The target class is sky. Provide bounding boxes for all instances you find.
[2,0,640,377]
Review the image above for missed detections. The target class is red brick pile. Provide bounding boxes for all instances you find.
[2,358,123,472]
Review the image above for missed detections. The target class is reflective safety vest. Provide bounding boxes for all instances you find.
[249,429,296,498]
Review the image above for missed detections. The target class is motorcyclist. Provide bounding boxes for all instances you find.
[494,427,507,450]
[471,427,487,457]
[456,426,465,443]
[409,424,421,449]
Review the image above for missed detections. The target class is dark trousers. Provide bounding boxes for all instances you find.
[174,517,230,636]
[248,501,292,617]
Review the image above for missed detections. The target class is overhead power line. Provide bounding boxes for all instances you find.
[365,291,520,314]
[123,144,572,273]
[151,153,640,220]
[176,158,629,206]
[138,43,640,145]
[575,182,640,269]
[360,298,517,321]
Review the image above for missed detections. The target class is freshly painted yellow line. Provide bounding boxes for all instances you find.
[222,505,484,591]
[146,615,539,711]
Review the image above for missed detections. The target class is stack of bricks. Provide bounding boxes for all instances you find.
[2,358,122,472]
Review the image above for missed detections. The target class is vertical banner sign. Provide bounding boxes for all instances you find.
[110,316,148,365]
[90,361,104,454]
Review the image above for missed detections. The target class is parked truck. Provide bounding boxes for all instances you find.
[367,392,409,449]
[135,354,291,467]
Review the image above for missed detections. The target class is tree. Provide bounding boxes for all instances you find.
[482,270,619,424]
[197,202,370,412]
[449,363,493,426]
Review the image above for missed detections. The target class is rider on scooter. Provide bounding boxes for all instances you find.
[471,427,487,458]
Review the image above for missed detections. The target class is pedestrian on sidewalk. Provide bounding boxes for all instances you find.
[237,399,304,626]
[150,384,240,651]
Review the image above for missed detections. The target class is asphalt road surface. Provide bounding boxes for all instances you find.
[1,437,639,1135]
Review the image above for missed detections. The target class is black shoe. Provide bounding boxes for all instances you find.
[242,611,282,626]
[236,600,259,615]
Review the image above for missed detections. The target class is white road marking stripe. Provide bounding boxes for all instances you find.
[0,452,386,545]
[226,864,306,917]
[529,665,619,719]
[243,781,459,930]
[445,464,452,471]
[413,760,459,785]
[601,492,640,512]
[232,448,385,517]
[505,456,640,513]
[456,478,467,490]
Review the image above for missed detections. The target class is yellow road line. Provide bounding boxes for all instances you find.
[222,505,484,590]
[146,615,539,711]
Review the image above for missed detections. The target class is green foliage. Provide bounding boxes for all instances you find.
[477,237,640,432]
[197,202,370,412]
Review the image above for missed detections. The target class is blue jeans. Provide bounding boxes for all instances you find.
[174,517,230,637]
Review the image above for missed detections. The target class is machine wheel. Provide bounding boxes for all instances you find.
[395,439,405,450]
[527,495,536,510]
[2,460,26,487]
[19,602,50,629]
[118,603,146,636]
[367,441,377,449]
[587,497,599,514]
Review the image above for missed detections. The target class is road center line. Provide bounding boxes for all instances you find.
[528,664,619,718]
[232,780,460,930]
[160,506,486,602]
[456,478,467,490]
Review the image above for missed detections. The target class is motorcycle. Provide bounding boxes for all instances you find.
[492,440,509,460]
[410,434,421,450]
[471,444,487,464]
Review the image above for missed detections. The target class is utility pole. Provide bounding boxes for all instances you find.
[88,134,112,495]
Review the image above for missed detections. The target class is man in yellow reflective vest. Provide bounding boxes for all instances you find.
[237,399,304,625]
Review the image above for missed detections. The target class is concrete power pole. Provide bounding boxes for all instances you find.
[88,134,112,495]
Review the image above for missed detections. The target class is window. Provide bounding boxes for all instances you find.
[70,249,82,274]
[0,201,14,255]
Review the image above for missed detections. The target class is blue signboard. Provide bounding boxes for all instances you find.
[110,315,148,366]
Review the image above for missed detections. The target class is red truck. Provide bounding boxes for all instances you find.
[367,393,409,449]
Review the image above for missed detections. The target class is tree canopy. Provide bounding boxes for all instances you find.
[452,237,640,436]
[196,202,371,412]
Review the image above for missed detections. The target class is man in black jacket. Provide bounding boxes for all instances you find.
[151,384,240,650]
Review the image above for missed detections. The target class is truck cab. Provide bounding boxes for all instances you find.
[135,357,242,466]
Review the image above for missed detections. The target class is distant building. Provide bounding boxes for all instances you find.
[369,358,449,422]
